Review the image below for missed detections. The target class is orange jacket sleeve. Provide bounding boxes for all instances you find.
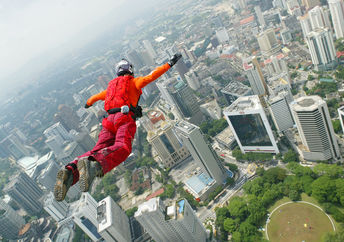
[135,63,170,89]
[86,90,107,106]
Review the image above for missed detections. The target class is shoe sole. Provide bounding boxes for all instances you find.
[54,169,69,201]
[78,159,90,192]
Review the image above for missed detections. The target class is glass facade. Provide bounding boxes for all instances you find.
[160,134,175,153]
[228,114,273,147]
[81,216,102,239]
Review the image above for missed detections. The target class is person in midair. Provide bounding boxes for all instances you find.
[54,53,182,201]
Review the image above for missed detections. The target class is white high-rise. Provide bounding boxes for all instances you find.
[216,28,229,44]
[255,6,266,27]
[264,53,291,84]
[223,95,279,154]
[143,39,157,59]
[243,56,268,96]
[306,28,337,71]
[97,196,132,242]
[328,0,344,39]
[257,28,280,56]
[291,96,340,161]
[299,6,331,38]
[184,70,201,91]
[135,198,207,242]
[268,92,294,132]
[338,106,344,133]
[44,192,69,222]
[175,120,228,185]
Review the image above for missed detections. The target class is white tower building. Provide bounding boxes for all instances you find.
[223,95,279,154]
[135,198,207,242]
[257,28,281,56]
[143,39,157,59]
[44,192,69,222]
[299,6,331,38]
[216,28,229,44]
[268,92,295,132]
[328,0,344,39]
[243,56,268,96]
[338,106,344,133]
[291,96,340,161]
[305,28,337,71]
[255,6,266,27]
[184,70,201,91]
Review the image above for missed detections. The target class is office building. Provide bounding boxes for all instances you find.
[328,0,344,39]
[44,122,71,143]
[126,49,144,70]
[140,50,155,66]
[268,92,295,132]
[215,28,229,44]
[54,104,80,132]
[302,0,320,10]
[71,130,96,153]
[221,81,252,105]
[97,196,132,242]
[338,106,344,133]
[72,193,102,241]
[299,6,331,37]
[0,199,25,240]
[287,0,302,16]
[175,120,228,185]
[135,198,207,242]
[257,28,281,56]
[238,0,247,9]
[291,96,340,161]
[306,28,337,71]
[184,70,201,91]
[0,133,31,160]
[45,135,64,154]
[280,28,293,44]
[243,56,268,96]
[200,99,222,120]
[255,6,266,27]
[57,141,85,165]
[4,172,43,215]
[147,121,190,169]
[44,192,69,222]
[143,40,157,59]
[223,95,279,154]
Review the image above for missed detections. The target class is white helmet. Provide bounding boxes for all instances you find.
[116,59,134,76]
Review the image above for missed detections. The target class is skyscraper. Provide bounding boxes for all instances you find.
[243,56,268,96]
[305,28,337,71]
[257,28,280,56]
[255,6,266,27]
[37,159,60,192]
[223,95,279,154]
[302,0,320,10]
[72,193,102,242]
[147,121,190,169]
[126,49,144,70]
[97,196,132,242]
[328,0,344,39]
[175,120,228,185]
[264,53,291,84]
[0,133,31,159]
[4,172,43,214]
[184,70,201,91]
[44,122,72,142]
[216,28,230,44]
[143,39,157,59]
[44,192,69,222]
[0,199,25,240]
[268,92,295,132]
[337,106,344,133]
[54,105,80,132]
[291,96,340,161]
[135,198,207,242]
[299,6,331,38]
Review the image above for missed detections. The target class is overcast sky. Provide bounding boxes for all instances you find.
[0,0,152,98]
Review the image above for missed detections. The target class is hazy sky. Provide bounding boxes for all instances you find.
[0,0,138,97]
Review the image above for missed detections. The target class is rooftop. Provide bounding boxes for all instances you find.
[291,96,325,111]
[221,81,251,96]
[185,173,214,195]
[223,95,262,113]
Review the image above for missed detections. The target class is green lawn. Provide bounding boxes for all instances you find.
[267,202,335,242]
[268,197,291,213]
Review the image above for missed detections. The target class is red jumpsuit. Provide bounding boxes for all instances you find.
[67,63,170,184]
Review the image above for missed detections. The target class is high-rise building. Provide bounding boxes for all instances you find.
[257,28,281,56]
[287,0,302,16]
[273,0,287,9]
[291,96,340,161]
[299,6,331,38]
[238,0,247,9]
[143,40,157,59]
[184,70,201,91]
[338,106,344,133]
[268,92,295,132]
[135,198,207,242]
[72,193,102,242]
[147,121,190,169]
[216,28,230,44]
[0,199,25,240]
[57,141,85,165]
[54,105,80,132]
[302,0,320,10]
[328,0,344,39]
[264,53,291,84]
[221,81,252,106]
[44,192,69,222]
[4,172,43,214]
[37,160,60,192]
[255,6,266,27]
[97,196,132,242]
[305,28,337,71]
[175,120,228,185]
[45,135,64,154]
[223,95,279,154]
[140,50,155,66]
[280,28,293,44]
[44,122,72,142]
[243,56,268,96]
[126,49,144,70]
[0,133,31,159]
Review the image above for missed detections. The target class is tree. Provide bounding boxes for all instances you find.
[247,200,267,226]
[282,149,299,163]
[167,112,175,120]
[239,220,258,238]
[227,197,248,221]
[289,189,301,201]
[313,163,344,178]
[262,167,287,184]
[323,228,344,242]
[125,207,138,217]
[135,187,144,195]
[311,176,337,203]
[336,179,344,207]
[223,218,237,233]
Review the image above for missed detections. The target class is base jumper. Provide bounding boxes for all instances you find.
[54,53,182,201]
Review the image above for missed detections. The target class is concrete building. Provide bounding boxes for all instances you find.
[200,99,222,120]
[72,193,102,241]
[54,105,80,132]
[302,0,320,10]
[126,49,144,70]
[4,172,43,215]
[97,196,132,242]
[44,192,69,222]
[328,0,344,39]
[215,28,229,44]
[255,5,266,27]
[338,106,344,133]
[223,95,279,154]
[57,141,85,165]
[0,199,25,240]
[184,70,201,91]
[264,53,291,84]
[299,6,331,38]
[243,56,268,96]
[44,122,71,143]
[257,28,281,56]
[268,92,295,132]
[143,39,157,59]
[37,160,60,192]
[291,96,340,161]
[175,120,228,185]
[147,121,190,169]
[305,28,337,71]
[280,28,293,44]
[135,198,207,242]
[0,133,31,160]
[221,81,252,106]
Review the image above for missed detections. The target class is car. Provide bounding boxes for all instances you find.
[220,154,225,157]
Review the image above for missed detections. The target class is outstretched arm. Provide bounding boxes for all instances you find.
[135,63,171,89]
[85,90,107,107]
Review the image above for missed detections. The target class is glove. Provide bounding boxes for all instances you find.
[85,103,91,109]
[168,53,182,67]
